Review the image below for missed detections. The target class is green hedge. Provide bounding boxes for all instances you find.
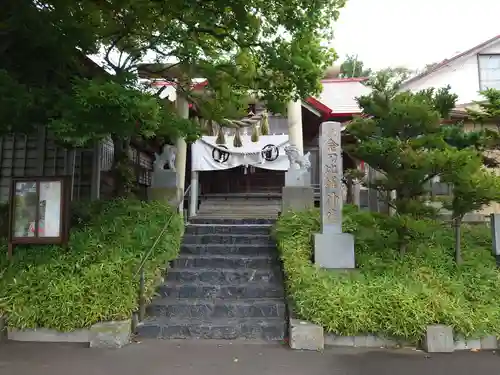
[274,207,500,343]
[0,198,183,331]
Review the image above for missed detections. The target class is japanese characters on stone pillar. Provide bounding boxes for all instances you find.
[491,214,500,266]
[320,123,343,233]
[314,121,355,269]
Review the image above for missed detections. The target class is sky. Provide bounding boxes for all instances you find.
[332,0,500,71]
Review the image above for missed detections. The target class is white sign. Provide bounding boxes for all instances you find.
[39,181,61,237]
[191,135,291,172]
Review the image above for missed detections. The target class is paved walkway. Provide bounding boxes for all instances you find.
[1,339,499,375]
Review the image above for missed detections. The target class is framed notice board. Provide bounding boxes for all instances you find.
[7,177,71,258]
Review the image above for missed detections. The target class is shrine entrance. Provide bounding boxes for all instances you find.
[199,167,285,195]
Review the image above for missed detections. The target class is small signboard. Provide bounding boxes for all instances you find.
[7,177,71,258]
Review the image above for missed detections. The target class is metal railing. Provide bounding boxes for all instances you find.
[134,184,191,322]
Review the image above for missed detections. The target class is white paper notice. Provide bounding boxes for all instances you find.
[39,181,61,237]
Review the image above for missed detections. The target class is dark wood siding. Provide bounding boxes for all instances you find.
[0,129,154,203]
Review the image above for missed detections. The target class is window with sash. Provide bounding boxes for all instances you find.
[478,54,500,90]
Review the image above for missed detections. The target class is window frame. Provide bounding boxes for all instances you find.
[478,53,500,91]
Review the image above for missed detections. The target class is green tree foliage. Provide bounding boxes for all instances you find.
[2,0,346,196]
[440,89,500,168]
[441,123,500,167]
[365,67,415,94]
[439,89,500,263]
[467,89,500,127]
[339,55,372,78]
[440,150,500,263]
[345,85,462,254]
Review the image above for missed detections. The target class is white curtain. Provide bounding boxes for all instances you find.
[192,135,290,171]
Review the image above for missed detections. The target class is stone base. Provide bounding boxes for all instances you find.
[6,319,131,349]
[7,327,90,343]
[325,334,409,348]
[282,186,314,213]
[423,325,454,353]
[314,232,355,269]
[89,320,131,349]
[289,319,324,351]
[480,335,498,350]
[151,170,177,189]
[285,170,311,187]
[148,187,179,204]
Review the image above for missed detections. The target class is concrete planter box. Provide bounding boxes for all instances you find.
[325,334,411,349]
[8,327,90,343]
[6,319,131,349]
[454,335,498,351]
[288,318,498,353]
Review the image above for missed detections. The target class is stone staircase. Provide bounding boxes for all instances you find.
[136,214,286,341]
[195,197,281,219]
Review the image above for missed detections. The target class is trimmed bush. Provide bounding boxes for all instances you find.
[274,207,500,343]
[0,198,182,331]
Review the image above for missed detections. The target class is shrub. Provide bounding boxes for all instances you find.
[0,198,182,331]
[274,206,500,342]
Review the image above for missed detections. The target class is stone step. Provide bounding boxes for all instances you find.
[200,198,281,203]
[158,282,284,299]
[180,244,277,256]
[193,215,279,221]
[199,202,281,208]
[146,298,286,319]
[195,212,279,217]
[198,207,280,212]
[185,224,272,235]
[182,234,274,245]
[136,317,286,341]
[167,267,281,284]
[172,254,277,269]
[189,218,276,225]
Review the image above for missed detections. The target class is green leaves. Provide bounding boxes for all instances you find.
[346,87,461,219]
[48,78,201,146]
[467,89,500,126]
[0,199,183,331]
[275,208,500,341]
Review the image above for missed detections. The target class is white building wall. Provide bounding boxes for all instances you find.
[481,43,500,55]
[402,55,481,105]
[402,40,500,105]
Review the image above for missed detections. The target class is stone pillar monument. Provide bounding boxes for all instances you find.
[314,121,355,269]
[175,93,189,215]
[287,99,304,155]
[491,214,500,266]
[148,145,178,204]
[281,145,314,213]
[281,98,313,213]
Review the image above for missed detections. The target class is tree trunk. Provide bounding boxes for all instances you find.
[454,216,463,265]
[396,225,407,256]
[399,240,407,256]
[111,134,133,198]
[346,176,353,204]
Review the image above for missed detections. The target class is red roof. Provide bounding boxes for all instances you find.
[403,34,500,86]
[149,79,366,118]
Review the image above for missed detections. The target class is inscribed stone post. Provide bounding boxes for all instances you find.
[314,121,355,269]
[491,214,500,266]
